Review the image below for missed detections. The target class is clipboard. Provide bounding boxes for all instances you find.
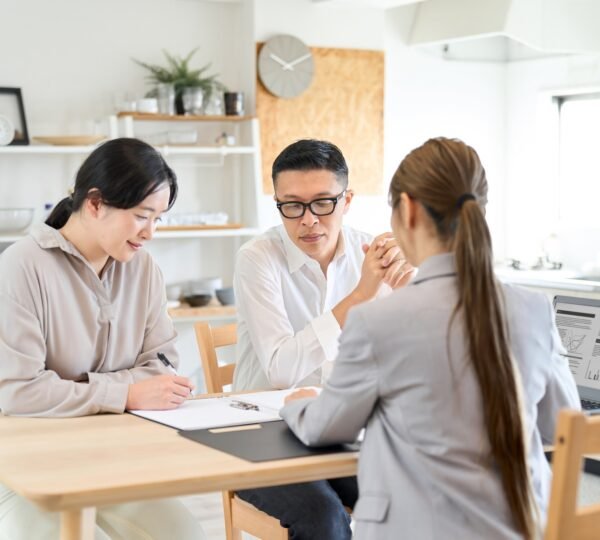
[129,389,320,431]
[178,420,359,462]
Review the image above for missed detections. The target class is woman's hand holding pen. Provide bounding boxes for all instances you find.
[125,374,195,410]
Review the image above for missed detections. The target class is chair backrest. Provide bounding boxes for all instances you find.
[194,322,237,393]
[545,409,600,540]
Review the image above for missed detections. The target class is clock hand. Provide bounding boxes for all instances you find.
[269,53,293,71]
[286,53,312,68]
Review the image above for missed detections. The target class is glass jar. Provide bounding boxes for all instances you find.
[203,91,224,116]
[181,87,204,115]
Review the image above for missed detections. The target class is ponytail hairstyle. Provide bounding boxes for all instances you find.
[389,138,536,539]
[46,138,178,229]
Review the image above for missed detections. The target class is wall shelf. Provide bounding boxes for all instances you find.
[2,116,263,331]
[0,145,101,154]
[157,145,256,156]
[0,227,261,244]
[0,144,257,156]
[154,227,260,239]
[0,234,25,243]
[117,112,255,122]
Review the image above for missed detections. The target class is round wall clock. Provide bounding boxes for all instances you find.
[0,115,15,146]
[258,34,314,99]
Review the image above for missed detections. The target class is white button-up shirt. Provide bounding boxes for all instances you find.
[232,225,375,391]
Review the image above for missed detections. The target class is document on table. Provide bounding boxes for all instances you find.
[129,388,320,431]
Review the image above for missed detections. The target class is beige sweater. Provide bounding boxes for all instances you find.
[0,225,178,417]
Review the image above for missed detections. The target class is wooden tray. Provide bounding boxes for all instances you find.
[33,135,107,146]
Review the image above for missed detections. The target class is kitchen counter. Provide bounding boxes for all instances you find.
[494,267,600,294]
[168,303,235,323]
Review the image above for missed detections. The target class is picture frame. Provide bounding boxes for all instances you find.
[0,87,29,145]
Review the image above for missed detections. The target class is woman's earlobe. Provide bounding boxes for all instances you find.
[85,195,102,218]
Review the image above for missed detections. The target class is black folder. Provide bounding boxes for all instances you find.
[179,420,359,462]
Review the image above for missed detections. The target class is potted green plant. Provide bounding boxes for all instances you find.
[133,48,227,115]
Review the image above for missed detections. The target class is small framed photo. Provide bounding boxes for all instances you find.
[0,87,29,145]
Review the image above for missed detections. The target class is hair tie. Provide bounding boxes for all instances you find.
[456,193,475,210]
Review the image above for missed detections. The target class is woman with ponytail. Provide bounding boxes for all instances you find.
[281,137,579,539]
[0,138,205,539]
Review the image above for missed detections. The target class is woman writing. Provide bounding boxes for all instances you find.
[0,138,203,539]
[282,137,579,539]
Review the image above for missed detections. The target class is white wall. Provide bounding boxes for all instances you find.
[1,0,246,132]
[505,53,600,270]
[384,6,507,254]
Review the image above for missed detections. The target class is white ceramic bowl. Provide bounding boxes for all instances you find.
[0,208,34,233]
[136,98,158,114]
[165,283,183,302]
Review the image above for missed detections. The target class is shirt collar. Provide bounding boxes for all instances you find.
[30,223,116,275]
[411,252,456,285]
[278,225,347,274]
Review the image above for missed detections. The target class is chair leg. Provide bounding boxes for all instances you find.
[231,495,288,539]
[222,491,242,540]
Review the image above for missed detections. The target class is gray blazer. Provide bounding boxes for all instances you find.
[281,253,579,540]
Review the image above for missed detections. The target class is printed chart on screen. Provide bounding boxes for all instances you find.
[555,300,600,389]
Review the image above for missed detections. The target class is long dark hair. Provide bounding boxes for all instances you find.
[46,138,177,229]
[389,137,536,539]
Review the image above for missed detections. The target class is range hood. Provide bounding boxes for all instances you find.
[311,0,424,7]
[408,0,600,62]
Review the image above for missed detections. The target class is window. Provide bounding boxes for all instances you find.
[557,93,600,226]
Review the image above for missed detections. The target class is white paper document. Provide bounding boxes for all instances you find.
[129,388,320,431]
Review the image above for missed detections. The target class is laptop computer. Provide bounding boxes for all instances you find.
[553,295,600,414]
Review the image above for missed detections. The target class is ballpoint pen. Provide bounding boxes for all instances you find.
[158,352,193,396]
[157,352,178,375]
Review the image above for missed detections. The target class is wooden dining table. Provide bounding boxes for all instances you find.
[0,412,357,540]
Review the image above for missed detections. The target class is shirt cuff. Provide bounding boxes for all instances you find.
[96,380,129,414]
[310,311,342,363]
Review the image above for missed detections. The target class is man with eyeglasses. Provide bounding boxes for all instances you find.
[232,139,413,540]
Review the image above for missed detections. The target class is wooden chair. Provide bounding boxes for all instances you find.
[194,321,288,540]
[545,409,600,540]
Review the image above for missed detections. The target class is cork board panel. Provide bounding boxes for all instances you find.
[257,45,384,195]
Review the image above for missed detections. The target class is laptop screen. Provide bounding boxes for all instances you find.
[553,295,600,401]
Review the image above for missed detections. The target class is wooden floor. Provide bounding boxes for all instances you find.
[179,473,600,540]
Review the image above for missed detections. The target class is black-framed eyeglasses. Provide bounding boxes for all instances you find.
[276,190,346,219]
